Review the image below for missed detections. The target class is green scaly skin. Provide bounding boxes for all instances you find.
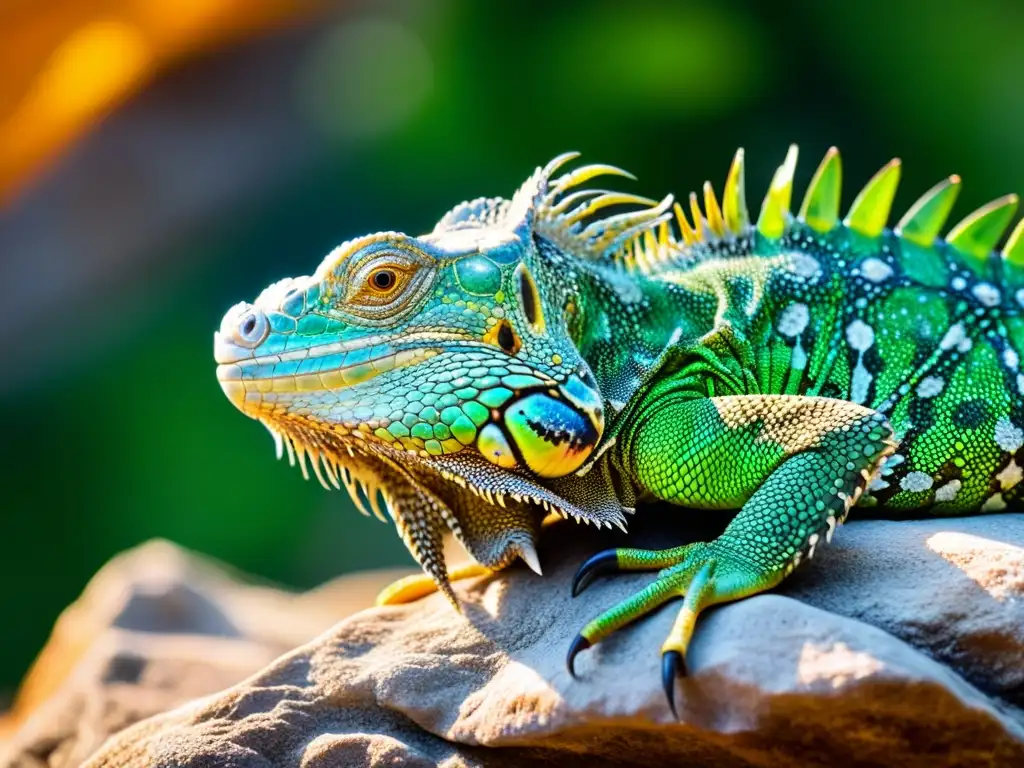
[215,146,1024,715]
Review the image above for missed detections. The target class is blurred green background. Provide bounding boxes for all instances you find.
[3,0,1024,700]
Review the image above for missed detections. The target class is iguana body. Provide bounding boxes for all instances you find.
[214,146,1023,713]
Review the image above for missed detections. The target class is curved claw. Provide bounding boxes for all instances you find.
[566,633,592,678]
[661,650,686,719]
[571,550,620,597]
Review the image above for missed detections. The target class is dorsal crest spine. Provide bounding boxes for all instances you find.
[465,146,1024,277]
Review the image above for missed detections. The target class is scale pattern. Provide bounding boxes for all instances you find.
[214,145,1022,712]
[658,221,1024,515]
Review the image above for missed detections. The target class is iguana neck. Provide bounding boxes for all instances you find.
[544,246,712,408]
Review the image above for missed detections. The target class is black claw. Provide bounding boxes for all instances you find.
[571,550,619,597]
[662,651,686,719]
[566,634,592,678]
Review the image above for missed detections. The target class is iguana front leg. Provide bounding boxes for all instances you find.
[567,394,896,715]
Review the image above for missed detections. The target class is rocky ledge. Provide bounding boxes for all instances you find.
[3,513,1023,768]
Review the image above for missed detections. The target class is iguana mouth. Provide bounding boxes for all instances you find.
[214,324,474,367]
[214,319,480,414]
[215,345,443,412]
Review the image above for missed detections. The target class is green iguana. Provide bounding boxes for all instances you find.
[214,146,1023,714]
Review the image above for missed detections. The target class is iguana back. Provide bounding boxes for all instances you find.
[214,145,1022,713]
[628,148,1024,515]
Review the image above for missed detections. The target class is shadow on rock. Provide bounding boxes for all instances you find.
[19,513,1018,768]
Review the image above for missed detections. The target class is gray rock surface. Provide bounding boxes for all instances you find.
[66,513,1023,768]
[0,541,408,768]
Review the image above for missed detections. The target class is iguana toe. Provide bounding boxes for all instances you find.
[571,549,620,597]
[565,634,592,679]
[661,650,685,719]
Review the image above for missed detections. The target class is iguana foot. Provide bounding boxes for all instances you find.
[568,397,894,715]
[568,541,778,717]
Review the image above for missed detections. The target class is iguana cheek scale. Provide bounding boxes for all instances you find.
[215,146,1024,715]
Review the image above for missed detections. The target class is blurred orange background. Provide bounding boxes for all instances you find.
[2,0,1023,714]
[1,0,322,202]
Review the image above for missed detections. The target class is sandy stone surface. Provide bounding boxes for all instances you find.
[0,541,408,768]
[42,513,1024,768]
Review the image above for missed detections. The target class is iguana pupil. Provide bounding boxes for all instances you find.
[371,269,396,291]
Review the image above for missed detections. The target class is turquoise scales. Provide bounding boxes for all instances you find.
[214,146,1023,714]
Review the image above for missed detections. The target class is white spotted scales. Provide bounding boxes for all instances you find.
[215,145,1023,714]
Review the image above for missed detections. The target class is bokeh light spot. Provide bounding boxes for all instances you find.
[545,4,764,117]
[297,19,434,142]
[1,19,151,186]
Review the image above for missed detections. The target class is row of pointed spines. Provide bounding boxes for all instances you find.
[619,145,1024,278]
[768,146,1022,261]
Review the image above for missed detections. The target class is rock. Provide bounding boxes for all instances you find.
[0,540,410,768]
[786,514,1024,706]
[75,513,1024,768]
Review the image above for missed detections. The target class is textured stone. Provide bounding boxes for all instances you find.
[0,540,407,768]
[69,513,1024,768]
[786,514,1024,706]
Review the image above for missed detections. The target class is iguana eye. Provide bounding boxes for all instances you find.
[328,245,437,325]
[368,268,398,293]
[346,258,421,310]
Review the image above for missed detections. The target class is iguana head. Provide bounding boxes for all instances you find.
[214,155,665,600]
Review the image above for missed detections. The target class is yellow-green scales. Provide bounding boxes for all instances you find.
[214,146,1024,713]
